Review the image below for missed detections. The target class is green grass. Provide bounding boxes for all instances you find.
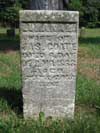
[0,113,100,133]
[76,74,100,107]
[0,28,100,132]
[0,52,21,90]
[80,28,100,38]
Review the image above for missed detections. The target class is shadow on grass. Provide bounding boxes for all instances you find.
[79,37,100,45]
[0,88,23,116]
[0,33,20,51]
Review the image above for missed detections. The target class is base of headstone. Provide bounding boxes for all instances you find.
[20,10,79,119]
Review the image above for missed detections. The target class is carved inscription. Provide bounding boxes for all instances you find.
[21,26,77,81]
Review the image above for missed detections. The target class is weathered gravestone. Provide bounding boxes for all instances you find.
[20,11,79,118]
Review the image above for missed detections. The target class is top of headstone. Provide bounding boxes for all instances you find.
[20,10,79,22]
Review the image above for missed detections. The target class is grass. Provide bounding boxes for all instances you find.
[0,28,100,132]
[0,52,21,89]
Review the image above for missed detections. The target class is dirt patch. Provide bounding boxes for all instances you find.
[78,47,100,83]
[75,104,97,114]
[78,47,91,58]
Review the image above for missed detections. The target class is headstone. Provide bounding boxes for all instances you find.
[20,11,79,118]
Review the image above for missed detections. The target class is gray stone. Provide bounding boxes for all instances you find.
[20,11,79,119]
[30,0,69,10]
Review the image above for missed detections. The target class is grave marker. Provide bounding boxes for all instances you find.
[20,11,79,118]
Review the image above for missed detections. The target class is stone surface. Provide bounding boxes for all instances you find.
[20,11,79,118]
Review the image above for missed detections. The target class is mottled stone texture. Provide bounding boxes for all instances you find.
[20,11,79,118]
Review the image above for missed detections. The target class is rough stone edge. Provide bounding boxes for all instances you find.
[20,10,79,22]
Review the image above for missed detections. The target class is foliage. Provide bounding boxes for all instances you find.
[18,0,30,9]
[83,0,100,27]
[69,0,100,28]
[0,1,22,28]
[0,0,14,9]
